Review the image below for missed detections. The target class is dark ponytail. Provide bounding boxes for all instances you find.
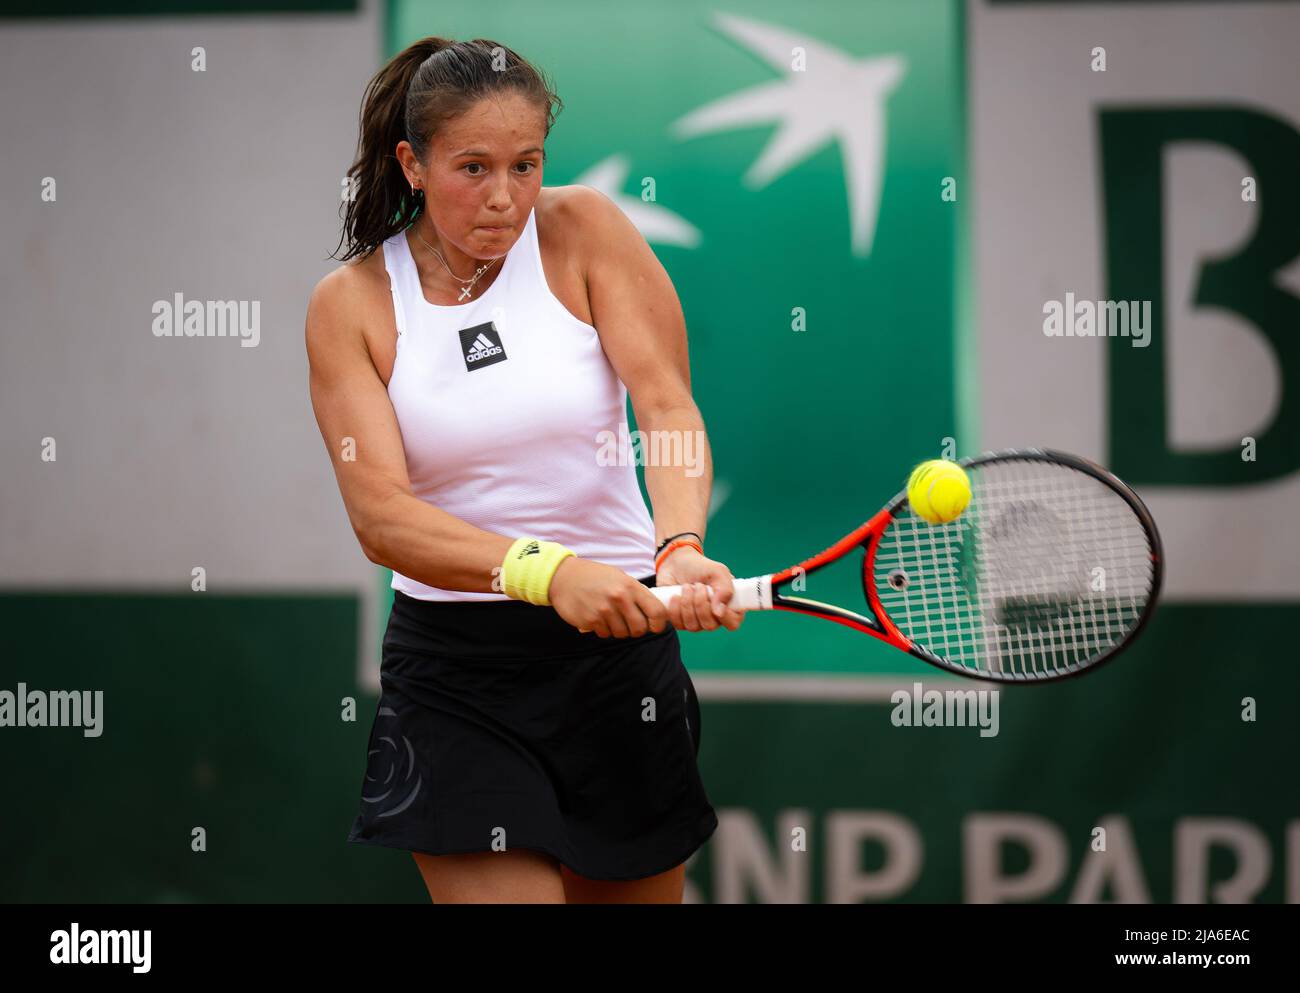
[332,36,562,262]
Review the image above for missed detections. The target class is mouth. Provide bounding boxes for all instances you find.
[478,225,511,232]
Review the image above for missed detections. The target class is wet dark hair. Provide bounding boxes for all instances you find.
[332,36,562,262]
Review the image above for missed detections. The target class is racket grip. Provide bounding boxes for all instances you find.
[651,575,773,612]
[576,576,774,632]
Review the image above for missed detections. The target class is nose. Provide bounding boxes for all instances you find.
[486,173,512,210]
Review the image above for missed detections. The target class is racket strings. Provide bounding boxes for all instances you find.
[872,459,1156,679]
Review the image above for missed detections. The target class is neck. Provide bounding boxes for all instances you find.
[411,214,501,282]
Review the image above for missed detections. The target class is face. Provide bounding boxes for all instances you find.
[398,91,546,260]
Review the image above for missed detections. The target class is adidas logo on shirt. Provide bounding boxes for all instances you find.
[467,334,499,360]
[458,322,507,371]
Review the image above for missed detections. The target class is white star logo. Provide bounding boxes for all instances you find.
[572,154,702,249]
[670,11,906,257]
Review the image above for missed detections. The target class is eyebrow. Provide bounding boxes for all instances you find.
[453,146,544,158]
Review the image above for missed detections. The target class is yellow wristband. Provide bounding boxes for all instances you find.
[501,537,576,606]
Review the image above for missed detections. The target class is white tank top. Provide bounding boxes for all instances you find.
[382,203,657,601]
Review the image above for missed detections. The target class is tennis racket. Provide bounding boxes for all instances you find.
[651,448,1163,683]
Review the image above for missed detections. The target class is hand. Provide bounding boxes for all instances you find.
[548,557,670,638]
[656,547,746,633]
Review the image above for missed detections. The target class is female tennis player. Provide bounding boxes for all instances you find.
[306,36,745,904]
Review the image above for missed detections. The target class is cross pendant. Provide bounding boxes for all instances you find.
[458,285,472,301]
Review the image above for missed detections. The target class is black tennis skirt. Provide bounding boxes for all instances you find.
[347,575,718,881]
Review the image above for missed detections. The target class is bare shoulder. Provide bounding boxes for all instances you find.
[540,184,627,231]
[312,249,389,312]
[538,184,644,276]
[305,249,391,360]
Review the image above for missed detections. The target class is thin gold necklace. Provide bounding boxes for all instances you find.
[413,226,504,301]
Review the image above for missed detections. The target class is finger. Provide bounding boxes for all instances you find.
[667,592,688,630]
[645,605,667,634]
[686,582,707,629]
[712,580,735,618]
[696,582,720,630]
[719,606,745,631]
[635,585,670,633]
[603,607,632,640]
[695,584,720,630]
[621,598,648,638]
[712,584,733,616]
[675,585,698,631]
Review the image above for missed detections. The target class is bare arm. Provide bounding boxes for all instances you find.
[577,187,712,549]
[304,267,511,594]
[577,187,743,632]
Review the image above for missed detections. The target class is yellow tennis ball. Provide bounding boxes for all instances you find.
[907,459,971,524]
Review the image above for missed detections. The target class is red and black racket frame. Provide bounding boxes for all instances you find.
[762,448,1165,684]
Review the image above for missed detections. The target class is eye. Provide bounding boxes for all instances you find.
[463,160,539,177]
